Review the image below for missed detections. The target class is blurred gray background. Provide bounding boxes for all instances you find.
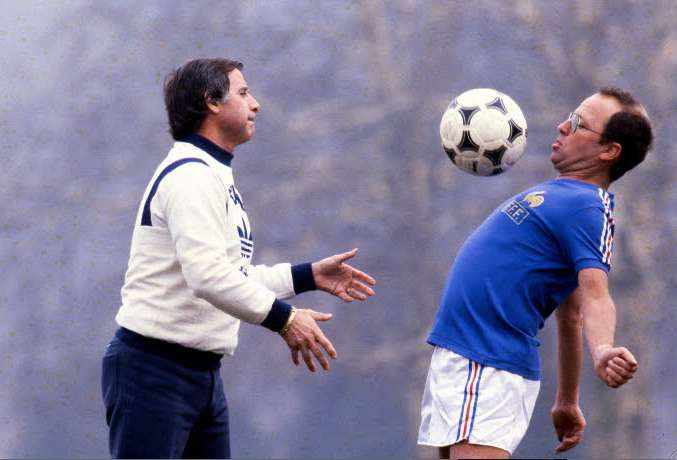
[1,0,675,458]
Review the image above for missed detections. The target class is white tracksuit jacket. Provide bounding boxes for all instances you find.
[115,135,312,354]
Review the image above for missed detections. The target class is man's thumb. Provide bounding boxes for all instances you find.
[337,248,358,263]
[310,310,333,321]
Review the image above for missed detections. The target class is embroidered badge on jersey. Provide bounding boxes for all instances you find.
[228,185,254,260]
[502,191,546,225]
[524,191,545,207]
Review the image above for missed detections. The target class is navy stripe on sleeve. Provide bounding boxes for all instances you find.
[260,299,293,332]
[291,263,316,294]
[140,158,208,227]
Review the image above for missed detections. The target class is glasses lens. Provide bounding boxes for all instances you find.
[568,112,579,133]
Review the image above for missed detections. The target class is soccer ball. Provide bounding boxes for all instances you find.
[440,88,527,176]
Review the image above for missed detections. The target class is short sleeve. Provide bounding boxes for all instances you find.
[557,206,613,273]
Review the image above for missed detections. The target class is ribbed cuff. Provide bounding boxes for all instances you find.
[260,299,293,332]
[291,263,316,294]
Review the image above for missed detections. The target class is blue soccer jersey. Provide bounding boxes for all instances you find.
[428,178,615,380]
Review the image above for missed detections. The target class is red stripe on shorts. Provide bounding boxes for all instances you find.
[461,361,479,439]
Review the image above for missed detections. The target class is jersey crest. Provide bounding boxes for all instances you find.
[524,191,546,207]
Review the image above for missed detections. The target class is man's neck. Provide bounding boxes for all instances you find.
[196,126,236,153]
[556,172,610,190]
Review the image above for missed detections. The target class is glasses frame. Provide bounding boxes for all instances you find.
[568,112,603,136]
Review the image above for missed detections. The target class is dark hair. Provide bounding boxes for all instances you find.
[163,58,243,140]
[597,86,654,182]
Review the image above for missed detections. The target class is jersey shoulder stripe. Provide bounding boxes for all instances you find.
[597,188,615,266]
[140,157,208,227]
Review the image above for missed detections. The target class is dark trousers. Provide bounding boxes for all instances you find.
[101,328,230,459]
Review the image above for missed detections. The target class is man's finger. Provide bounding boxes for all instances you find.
[315,327,337,359]
[350,266,376,286]
[604,373,620,388]
[555,440,572,453]
[611,356,636,372]
[309,343,330,371]
[608,366,633,386]
[616,348,638,367]
[300,343,315,372]
[555,432,582,453]
[608,359,635,378]
[554,441,571,453]
[607,360,630,377]
[338,292,353,303]
[351,280,376,297]
[346,287,368,301]
[554,438,577,453]
[606,366,626,385]
[352,291,368,301]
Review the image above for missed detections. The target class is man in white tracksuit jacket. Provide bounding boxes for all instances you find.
[101,58,376,459]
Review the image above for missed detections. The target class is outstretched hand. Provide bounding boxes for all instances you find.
[312,248,376,302]
[551,403,586,453]
[593,345,638,388]
[282,308,337,372]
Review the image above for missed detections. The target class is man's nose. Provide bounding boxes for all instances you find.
[250,95,260,112]
[558,119,571,136]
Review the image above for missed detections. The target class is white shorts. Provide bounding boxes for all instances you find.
[418,346,540,455]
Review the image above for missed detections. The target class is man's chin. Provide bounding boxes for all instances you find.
[550,154,562,171]
[550,149,562,164]
[241,128,255,143]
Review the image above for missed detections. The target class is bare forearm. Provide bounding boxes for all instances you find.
[552,295,586,454]
[576,268,637,388]
[555,290,583,404]
[577,268,617,361]
[581,296,616,361]
[556,316,583,404]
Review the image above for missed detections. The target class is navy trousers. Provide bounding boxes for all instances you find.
[101,328,230,459]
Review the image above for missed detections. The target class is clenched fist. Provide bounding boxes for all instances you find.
[593,345,638,388]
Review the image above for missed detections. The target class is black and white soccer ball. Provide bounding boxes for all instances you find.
[440,88,527,176]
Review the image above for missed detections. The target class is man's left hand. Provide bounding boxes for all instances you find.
[312,248,376,302]
[593,345,638,388]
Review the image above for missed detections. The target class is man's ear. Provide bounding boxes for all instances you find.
[206,99,220,114]
[600,142,621,163]
[205,92,221,114]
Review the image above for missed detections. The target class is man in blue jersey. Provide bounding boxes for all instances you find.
[418,87,653,459]
[101,58,376,458]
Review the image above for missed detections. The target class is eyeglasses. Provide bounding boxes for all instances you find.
[568,112,603,136]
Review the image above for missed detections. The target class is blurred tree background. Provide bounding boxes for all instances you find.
[1,0,675,458]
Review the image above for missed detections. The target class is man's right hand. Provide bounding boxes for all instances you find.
[593,345,638,388]
[551,403,586,453]
[281,309,337,372]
